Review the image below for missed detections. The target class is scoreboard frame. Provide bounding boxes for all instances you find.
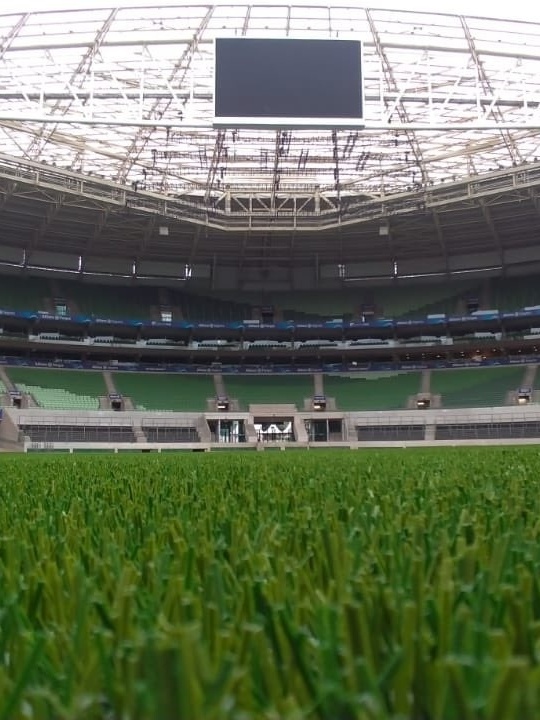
[212,35,365,130]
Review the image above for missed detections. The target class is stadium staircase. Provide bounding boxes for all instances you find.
[0,366,15,393]
[523,364,538,389]
[102,371,117,395]
[314,372,324,395]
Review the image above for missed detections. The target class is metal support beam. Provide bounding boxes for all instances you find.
[366,8,429,186]
[114,7,214,183]
[25,9,118,162]
[460,16,522,166]
[31,195,66,249]
[432,210,449,263]
[479,199,503,262]
[204,130,226,203]
[0,14,29,62]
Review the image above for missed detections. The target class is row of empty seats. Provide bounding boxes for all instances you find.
[325,373,421,411]
[0,365,537,412]
[8,368,103,410]
[3,273,540,322]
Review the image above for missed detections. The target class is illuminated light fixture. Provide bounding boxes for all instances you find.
[216,396,229,411]
[379,224,389,236]
[517,387,532,405]
[159,226,169,236]
[312,395,327,411]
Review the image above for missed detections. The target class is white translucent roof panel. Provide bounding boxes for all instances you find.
[0,4,540,197]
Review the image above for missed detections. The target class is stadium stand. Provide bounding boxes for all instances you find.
[7,368,104,410]
[491,275,540,312]
[0,275,49,312]
[323,373,421,411]
[222,375,315,410]
[174,291,252,323]
[1,273,540,323]
[113,372,214,411]
[55,280,157,320]
[369,281,481,319]
[430,366,524,408]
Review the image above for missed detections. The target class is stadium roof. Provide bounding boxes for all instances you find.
[1,2,540,278]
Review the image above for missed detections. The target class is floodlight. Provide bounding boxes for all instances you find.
[517,387,532,405]
[216,396,229,411]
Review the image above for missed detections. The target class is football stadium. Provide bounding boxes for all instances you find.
[3,2,540,718]
[1,1,540,451]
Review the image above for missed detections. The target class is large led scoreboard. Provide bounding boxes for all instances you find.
[213,37,364,129]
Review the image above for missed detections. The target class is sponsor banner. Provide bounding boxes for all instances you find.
[396,319,426,327]
[502,309,540,319]
[3,305,537,332]
[448,315,479,323]
[0,352,539,374]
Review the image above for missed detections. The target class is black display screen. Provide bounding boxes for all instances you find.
[214,38,363,126]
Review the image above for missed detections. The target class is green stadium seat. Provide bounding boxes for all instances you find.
[56,280,157,320]
[113,372,214,411]
[431,366,524,408]
[7,368,105,410]
[0,275,49,312]
[222,375,314,410]
[323,373,421,411]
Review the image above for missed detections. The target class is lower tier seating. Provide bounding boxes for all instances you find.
[431,366,524,408]
[113,372,214,411]
[7,368,104,410]
[222,375,314,410]
[324,373,421,411]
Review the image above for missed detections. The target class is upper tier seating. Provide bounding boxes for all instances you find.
[491,275,540,312]
[56,280,158,321]
[324,372,421,411]
[113,372,214,411]
[374,281,480,319]
[430,366,524,408]
[222,374,315,410]
[174,291,252,323]
[0,275,49,312]
[1,273,540,323]
[7,368,104,410]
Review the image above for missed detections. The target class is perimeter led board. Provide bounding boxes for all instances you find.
[213,37,363,129]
